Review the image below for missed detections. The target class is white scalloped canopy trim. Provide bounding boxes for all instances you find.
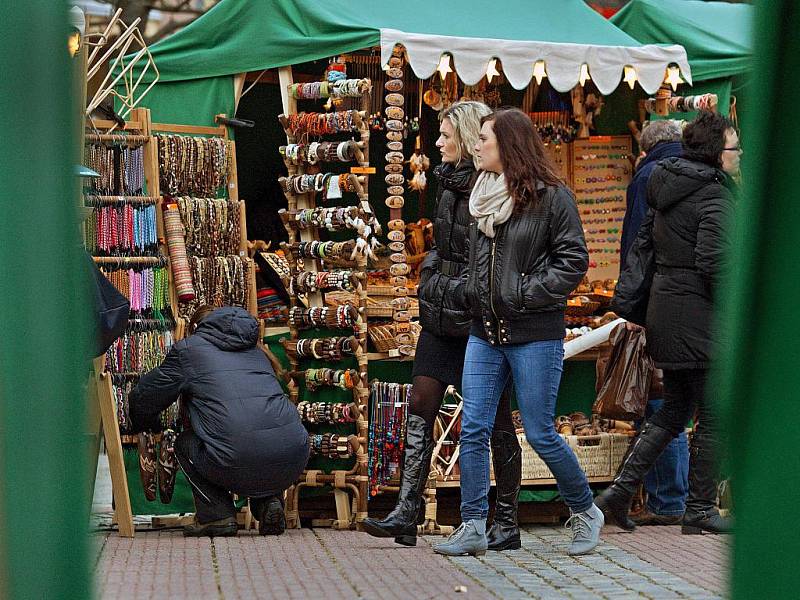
[380,28,692,95]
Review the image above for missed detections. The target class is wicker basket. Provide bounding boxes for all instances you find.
[609,432,632,474]
[519,432,615,480]
[368,323,398,352]
[565,301,601,316]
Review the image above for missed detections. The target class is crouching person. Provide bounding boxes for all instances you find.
[129,305,309,537]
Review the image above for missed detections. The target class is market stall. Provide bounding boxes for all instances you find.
[100,0,693,531]
[612,0,752,117]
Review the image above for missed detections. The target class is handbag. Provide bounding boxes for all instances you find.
[593,323,654,420]
[610,209,655,326]
[86,252,130,357]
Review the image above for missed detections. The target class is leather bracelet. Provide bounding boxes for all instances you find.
[385,195,404,208]
[385,174,404,186]
[385,107,404,121]
[385,94,404,106]
[385,151,404,163]
[385,79,403,92]
[390,263,410,276]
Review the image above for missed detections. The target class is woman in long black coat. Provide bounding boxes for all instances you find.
[129,305,309,537]
[598,111,740,535]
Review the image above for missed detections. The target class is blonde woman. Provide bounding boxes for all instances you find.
[362,102,522,551]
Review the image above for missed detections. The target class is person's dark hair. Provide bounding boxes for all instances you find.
[189,304,216,334]
[481,108,562,208]
[682,111,736,168]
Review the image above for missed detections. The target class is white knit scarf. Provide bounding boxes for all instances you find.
[468,171,514,238]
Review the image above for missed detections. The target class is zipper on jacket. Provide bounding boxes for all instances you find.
[489,237,499,321]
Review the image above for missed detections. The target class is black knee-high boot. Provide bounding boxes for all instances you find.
[596,422,675,531]
[486,429,522,550]
[682,433,732,534]
[361,414,434,546]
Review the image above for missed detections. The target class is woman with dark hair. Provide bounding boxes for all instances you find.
[129,305,309,537]
[597,111,738,535]
[362,101,523,551]
[434,108,602,557]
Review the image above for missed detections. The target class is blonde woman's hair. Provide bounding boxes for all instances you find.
[439,101,492,164]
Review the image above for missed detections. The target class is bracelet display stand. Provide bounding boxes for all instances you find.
[84,108,172,537]
[85,108,259,535]
[276,64,377,530]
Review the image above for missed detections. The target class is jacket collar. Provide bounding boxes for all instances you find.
[637,141,683,172]
[434,159,476,193]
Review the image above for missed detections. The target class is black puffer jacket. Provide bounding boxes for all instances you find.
[417,160,475,337]
[465,183,588,345]
[642,157,734,369]
[129,307,309,494]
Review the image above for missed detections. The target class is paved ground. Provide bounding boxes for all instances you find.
[92,525,728,600]
[92,458,730,599]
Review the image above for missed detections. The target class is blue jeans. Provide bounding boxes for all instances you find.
[642,399,689,515]
[459,335,594,520]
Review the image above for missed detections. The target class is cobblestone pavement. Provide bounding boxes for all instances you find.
[92,523,728,599]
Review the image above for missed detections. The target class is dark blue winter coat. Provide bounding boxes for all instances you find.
[620,141,683,270]
[129,306,308,494]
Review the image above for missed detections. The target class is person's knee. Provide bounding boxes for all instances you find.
[526,427,561,456]
[460,416,491,447]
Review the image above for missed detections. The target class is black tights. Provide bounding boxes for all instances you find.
[409,375,515,438]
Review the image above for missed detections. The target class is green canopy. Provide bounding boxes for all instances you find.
[612,0,752,82]
[138,0,690,94]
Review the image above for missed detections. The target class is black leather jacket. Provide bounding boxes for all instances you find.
[465,183,588,345]
[417,160,475,337]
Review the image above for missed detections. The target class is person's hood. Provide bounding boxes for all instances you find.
[434,159,476,193]
[196,306,259,351]
[637,141,683,171]
[648,157,727,211]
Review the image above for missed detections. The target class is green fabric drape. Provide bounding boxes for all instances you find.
[132,0,645,84]
[612,0,752,82]
[143,77,236,127]
[714,3,799,598]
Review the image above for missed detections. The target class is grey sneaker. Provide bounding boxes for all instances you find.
[566,503,604,555]
[433,519,488,557]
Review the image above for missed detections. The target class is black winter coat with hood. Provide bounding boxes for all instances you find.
[633,157,734,369]
[417,160,475,337]
[129,306,309,494]
[465,183,589,345]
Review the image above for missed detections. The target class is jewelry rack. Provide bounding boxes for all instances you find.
[276,63,376,530]
[571,135,633,281]
[151,120,258,319]
[83,107,176,537]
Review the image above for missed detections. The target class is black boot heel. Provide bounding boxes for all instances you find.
[681,524,703,535]
[394,534,417,546]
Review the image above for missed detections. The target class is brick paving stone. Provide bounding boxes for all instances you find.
[91,520,728,599]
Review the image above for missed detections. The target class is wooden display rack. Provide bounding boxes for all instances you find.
[571,135,633,282]
[86,108,258,536]
[149,117,258,318]
[85,107,166,537]
[275,65,373,530]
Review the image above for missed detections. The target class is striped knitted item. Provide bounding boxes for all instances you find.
[163,206,196,301]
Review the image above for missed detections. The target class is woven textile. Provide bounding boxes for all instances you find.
[164,206,195,301]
